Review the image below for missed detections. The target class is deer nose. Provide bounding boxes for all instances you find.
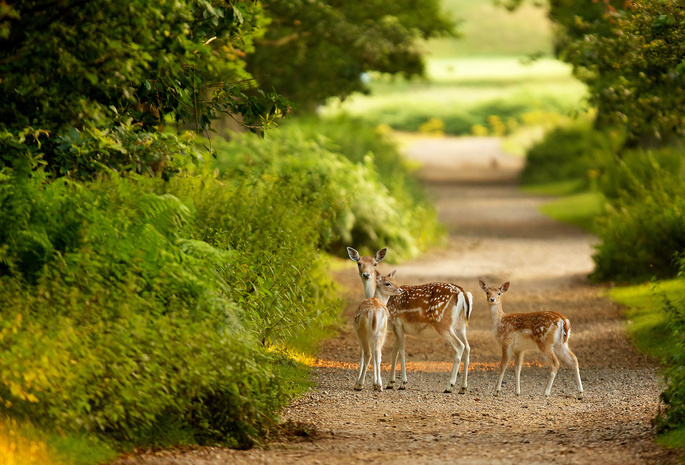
[489,297,496,302]
[362,273,371,279]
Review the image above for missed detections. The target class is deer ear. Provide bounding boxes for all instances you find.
[501,282,510,293]
[347,247,360,262]
[478,279,488,291]
[376,273,383,284]
[389,269,397,279]
[376,248,387,262]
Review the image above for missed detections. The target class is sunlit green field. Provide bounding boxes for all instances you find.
[429,0,553,57]
[322,57,587,135]
[321,0,587,135]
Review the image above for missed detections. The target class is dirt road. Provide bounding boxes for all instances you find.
[121,136,681,464]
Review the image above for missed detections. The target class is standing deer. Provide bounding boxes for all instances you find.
[347,247,473,393]
[354,270,403,391]
[478,280,584,399]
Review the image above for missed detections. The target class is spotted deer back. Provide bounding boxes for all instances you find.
[387,282,463,323]
[498,311,566,343]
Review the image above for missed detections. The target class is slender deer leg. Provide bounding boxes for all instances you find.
[442,329,465,393]
[373,338,383,392]
[397,330,408,389]
[456,325,470,394]
[495,347,511,396]
[387,335,399,389]
[542,349,560,398]
[355,343,370,390]
[514,351,524,397]
[556,343,583,399]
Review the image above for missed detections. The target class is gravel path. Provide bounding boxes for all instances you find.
[116,136,681,465]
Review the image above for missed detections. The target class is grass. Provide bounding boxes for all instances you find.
[0,417,115,465]
[608,279,685,449]
[523,181,604,233]
[609,280,685,361]
[657,428,685,450]
[429,0,553,58]
[322,57,587,135]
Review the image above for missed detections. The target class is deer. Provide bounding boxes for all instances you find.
[347,247,473,393]
[478,280,584,399]
[354,270,403,391]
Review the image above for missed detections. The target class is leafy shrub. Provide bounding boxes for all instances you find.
[591,148,685,282]
[598,147,685,200]
[0,124,199,180]
[205,123,442,260]
[0,167,337,448]
[656,270,685,436]
[520,120,621,187]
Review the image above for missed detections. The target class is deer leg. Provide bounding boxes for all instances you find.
[355,341,370,391]
[514,351,524,397]
[373,338,383,392]
[442,329,465,393]
[542,349,560,398]
[387,336,399,389]
[456,325,470,394]
[494,346,511,397]
[395,327,408,390]
[556,343,583,399]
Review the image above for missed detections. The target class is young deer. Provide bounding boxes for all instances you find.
[348,247,473,393]
[354,270,403,391]
[478,280,584,399]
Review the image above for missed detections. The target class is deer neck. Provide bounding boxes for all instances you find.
[362,270,378,299]
[489,302,505,329]
[373,286,391,306]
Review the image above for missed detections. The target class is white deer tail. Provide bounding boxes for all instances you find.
[457,291,473,321]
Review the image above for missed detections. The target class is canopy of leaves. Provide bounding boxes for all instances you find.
[1,0,291,132]
[506,0,685,148]
[0,0,289,177]
[246,0,455,111]
[561,1,685,146]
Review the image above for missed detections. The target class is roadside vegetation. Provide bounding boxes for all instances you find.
[0,0,446,462]
[514,0,685,449]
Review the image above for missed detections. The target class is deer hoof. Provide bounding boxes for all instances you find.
[354,385,363,391]
[443,388,452,394]
[374,385,383,392]
[459,387,467,395]
[493,390,500,397]
[577,391,584,400]
[398,383,407,391]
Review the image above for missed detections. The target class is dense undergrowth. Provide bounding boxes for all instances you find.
[0,117,441,460]
[520,117,685,283]
[521,116,685,448]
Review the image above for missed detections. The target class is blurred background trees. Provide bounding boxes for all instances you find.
[247,0,454,111]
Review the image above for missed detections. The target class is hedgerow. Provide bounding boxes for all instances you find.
[591,148,685,282]
[0,166,337,448]
[204,120,443,260]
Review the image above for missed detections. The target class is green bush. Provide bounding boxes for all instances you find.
[204,122,442,260]
[656,269,685,438]
[591,148,685,282]
[598,147,685,200]
[520,120,621,187]
[0,167,337,448]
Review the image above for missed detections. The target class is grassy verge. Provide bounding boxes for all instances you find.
[610,280,684,361]
[608,280,685,449]
[0,417,115,465]
[522,181,604,233]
